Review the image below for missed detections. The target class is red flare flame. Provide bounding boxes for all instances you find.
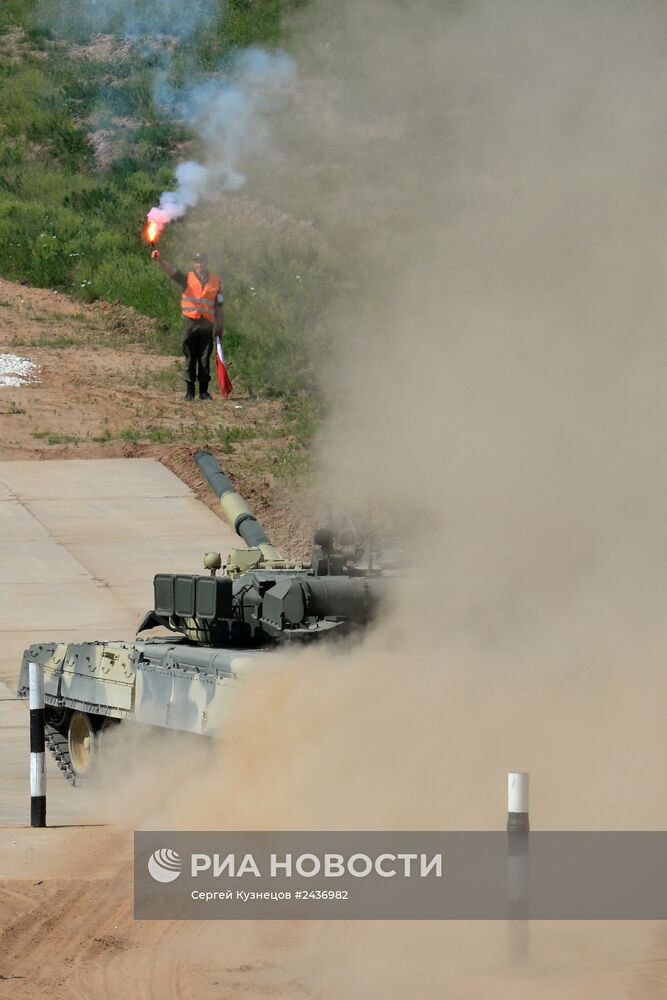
[145,220,160,245]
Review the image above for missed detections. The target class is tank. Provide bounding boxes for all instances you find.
[16,451,391,785]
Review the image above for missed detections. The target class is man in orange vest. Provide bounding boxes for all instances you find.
[151,249,224,400]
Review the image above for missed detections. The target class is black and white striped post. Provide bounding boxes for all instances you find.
[29,660,46,828]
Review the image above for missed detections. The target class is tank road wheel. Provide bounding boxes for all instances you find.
[67,712,98,780]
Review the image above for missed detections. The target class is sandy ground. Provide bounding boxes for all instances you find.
[0,827,305,1000]
[0,827,313,1000]
[2,824,666,1000]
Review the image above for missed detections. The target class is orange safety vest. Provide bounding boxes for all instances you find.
[181,271,221,325]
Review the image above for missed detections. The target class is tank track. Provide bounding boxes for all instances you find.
[45,722,79,787]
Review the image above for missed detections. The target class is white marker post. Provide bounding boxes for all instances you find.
[29,661,46,827]
[507,771,529,832]
[507,771,530,959]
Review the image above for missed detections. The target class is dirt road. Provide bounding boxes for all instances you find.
[0,827,311,1000]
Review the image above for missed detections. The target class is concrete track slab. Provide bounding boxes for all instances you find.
[0,457,237,827]
[71,535,229,588]
[0,583,135,632]
[0,500,50,541]
[0,539,90,584]
[0,457,192,500]
[25,495,223,543]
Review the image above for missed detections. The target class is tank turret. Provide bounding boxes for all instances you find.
[137,451,386,645]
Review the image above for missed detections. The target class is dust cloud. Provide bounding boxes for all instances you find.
[181,0,667,833]
[95,0,667,995]
[148,48,297,234]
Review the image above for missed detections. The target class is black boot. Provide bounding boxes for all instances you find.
[199,382,212,400]
[184,382,195,401]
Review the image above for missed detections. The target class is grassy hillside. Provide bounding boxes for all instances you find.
[0,0,333,409]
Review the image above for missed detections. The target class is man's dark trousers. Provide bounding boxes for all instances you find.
[182,318,213,393]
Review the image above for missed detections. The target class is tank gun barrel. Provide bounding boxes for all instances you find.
[195,450,283,562]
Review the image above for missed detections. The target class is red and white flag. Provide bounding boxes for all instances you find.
[215,336,233,398]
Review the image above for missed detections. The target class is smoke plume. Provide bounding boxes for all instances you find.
[148,48,297,235]
[37,2,297,237]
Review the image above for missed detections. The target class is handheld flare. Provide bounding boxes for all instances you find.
[145,220,160,247]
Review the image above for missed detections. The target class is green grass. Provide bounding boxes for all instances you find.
[0,3,30,32]
[10,333,78,347]
[132,365,182,390]
[211,424,258,453]
[283,393,325,446]
[0,0,327,462]
[119,425,175,443]
[268,441,311,480]
[32,430,81,445]
[202,0,308,62]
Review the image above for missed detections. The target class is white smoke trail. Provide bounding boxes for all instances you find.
[147,161,209,228]
[148,47,297,236]
[38,5,297,239]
